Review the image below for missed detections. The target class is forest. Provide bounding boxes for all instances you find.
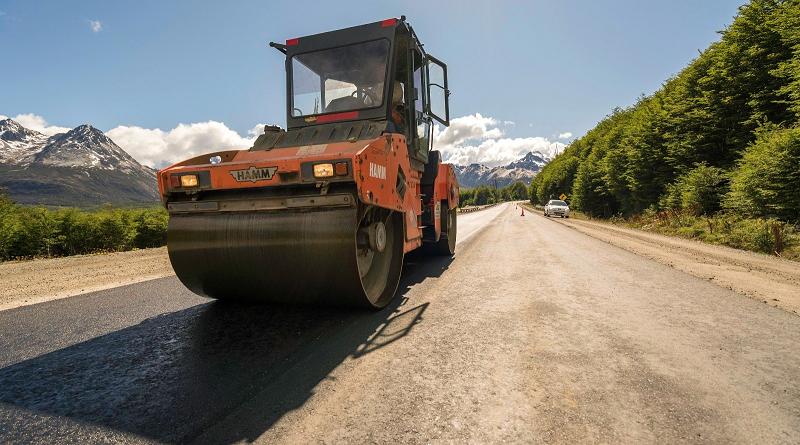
[531,0,799,223]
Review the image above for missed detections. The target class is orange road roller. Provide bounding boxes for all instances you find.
[158,17,459,308]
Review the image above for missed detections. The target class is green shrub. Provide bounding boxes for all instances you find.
[725,125,800,221]
[659,163,728,215]
[0,195,21,259]
[134,208,169,248]
[57,208,99,255]
[0,193,169,261]
[13,207,61,257]
[726,218,776,253]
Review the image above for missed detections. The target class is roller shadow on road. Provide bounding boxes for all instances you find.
[0,253,452,444]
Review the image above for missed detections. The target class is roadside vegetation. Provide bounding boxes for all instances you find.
[612,210,799,260]
[0,193,167,261]
[460,182,528,207]
[530,0,800,259]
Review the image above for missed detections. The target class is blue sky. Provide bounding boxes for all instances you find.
[0,0,744,167]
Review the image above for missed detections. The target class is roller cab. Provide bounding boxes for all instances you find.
[158,17,458,308]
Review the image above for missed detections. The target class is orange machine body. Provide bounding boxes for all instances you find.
[158,134,458,254]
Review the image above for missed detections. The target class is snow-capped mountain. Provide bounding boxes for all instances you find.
[34,124,145,173]
[453,151,549,188]
[0,118,158,206]
[0,119,49,165]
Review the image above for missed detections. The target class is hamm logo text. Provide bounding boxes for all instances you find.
[369,162,386,180]
[230,166,278,183]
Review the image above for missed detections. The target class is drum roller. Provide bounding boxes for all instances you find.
[167,200,404,309]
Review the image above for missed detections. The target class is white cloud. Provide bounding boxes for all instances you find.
[434,114,503,147]
[247,123,269,138]
[558,132,573,140]
[6,111,565,169]
[107,121,260,168]
[88,20,102,33]
[434,113,565,167]
[7,113,71,136]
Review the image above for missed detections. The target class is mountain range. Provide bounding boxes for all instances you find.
[452,151,549,188]
[1,118,549,206]
[0,119,158,206]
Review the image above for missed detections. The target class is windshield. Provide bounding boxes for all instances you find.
[291,40,390,117]
[549,200,568,206]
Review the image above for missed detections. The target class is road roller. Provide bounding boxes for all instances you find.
[157,17,459,308]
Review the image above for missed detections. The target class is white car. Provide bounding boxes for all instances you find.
[544,200,570,218]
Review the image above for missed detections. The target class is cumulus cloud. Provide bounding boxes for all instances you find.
[558,132,573,140]
[434,113,565,167]
[88,20,102,32]
[6,111,566,169]
[6,113,71,136]
[107,121,261,168]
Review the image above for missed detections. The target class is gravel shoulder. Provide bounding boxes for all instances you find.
[0,247,173,311]
[535,212,800,315]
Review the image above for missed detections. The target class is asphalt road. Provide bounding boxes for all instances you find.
[1,203,799,444]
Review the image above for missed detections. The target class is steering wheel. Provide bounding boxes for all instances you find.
[352,87,380,106]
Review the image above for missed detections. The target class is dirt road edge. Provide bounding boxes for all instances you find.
[523,204,800,315]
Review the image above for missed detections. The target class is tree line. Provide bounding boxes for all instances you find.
[530,0,800,225]
[0,193,168,260]
[460,182,529,206]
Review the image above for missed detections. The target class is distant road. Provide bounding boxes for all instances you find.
[1,202,799,444]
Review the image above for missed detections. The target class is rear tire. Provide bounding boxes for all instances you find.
[434,201,457,256]
[356,208,404,309]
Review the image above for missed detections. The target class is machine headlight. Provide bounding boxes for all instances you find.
[313,163,334,178]
[180,174,199,187]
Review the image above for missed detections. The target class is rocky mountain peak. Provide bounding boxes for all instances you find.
[0,119,159,205]
[50,124,111,145]
[452,151,551,188]
[35,124,140,171]
[1,118,45,142]
[0,118,24,134]
[505,151,548,170]
[0,119,49,166]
